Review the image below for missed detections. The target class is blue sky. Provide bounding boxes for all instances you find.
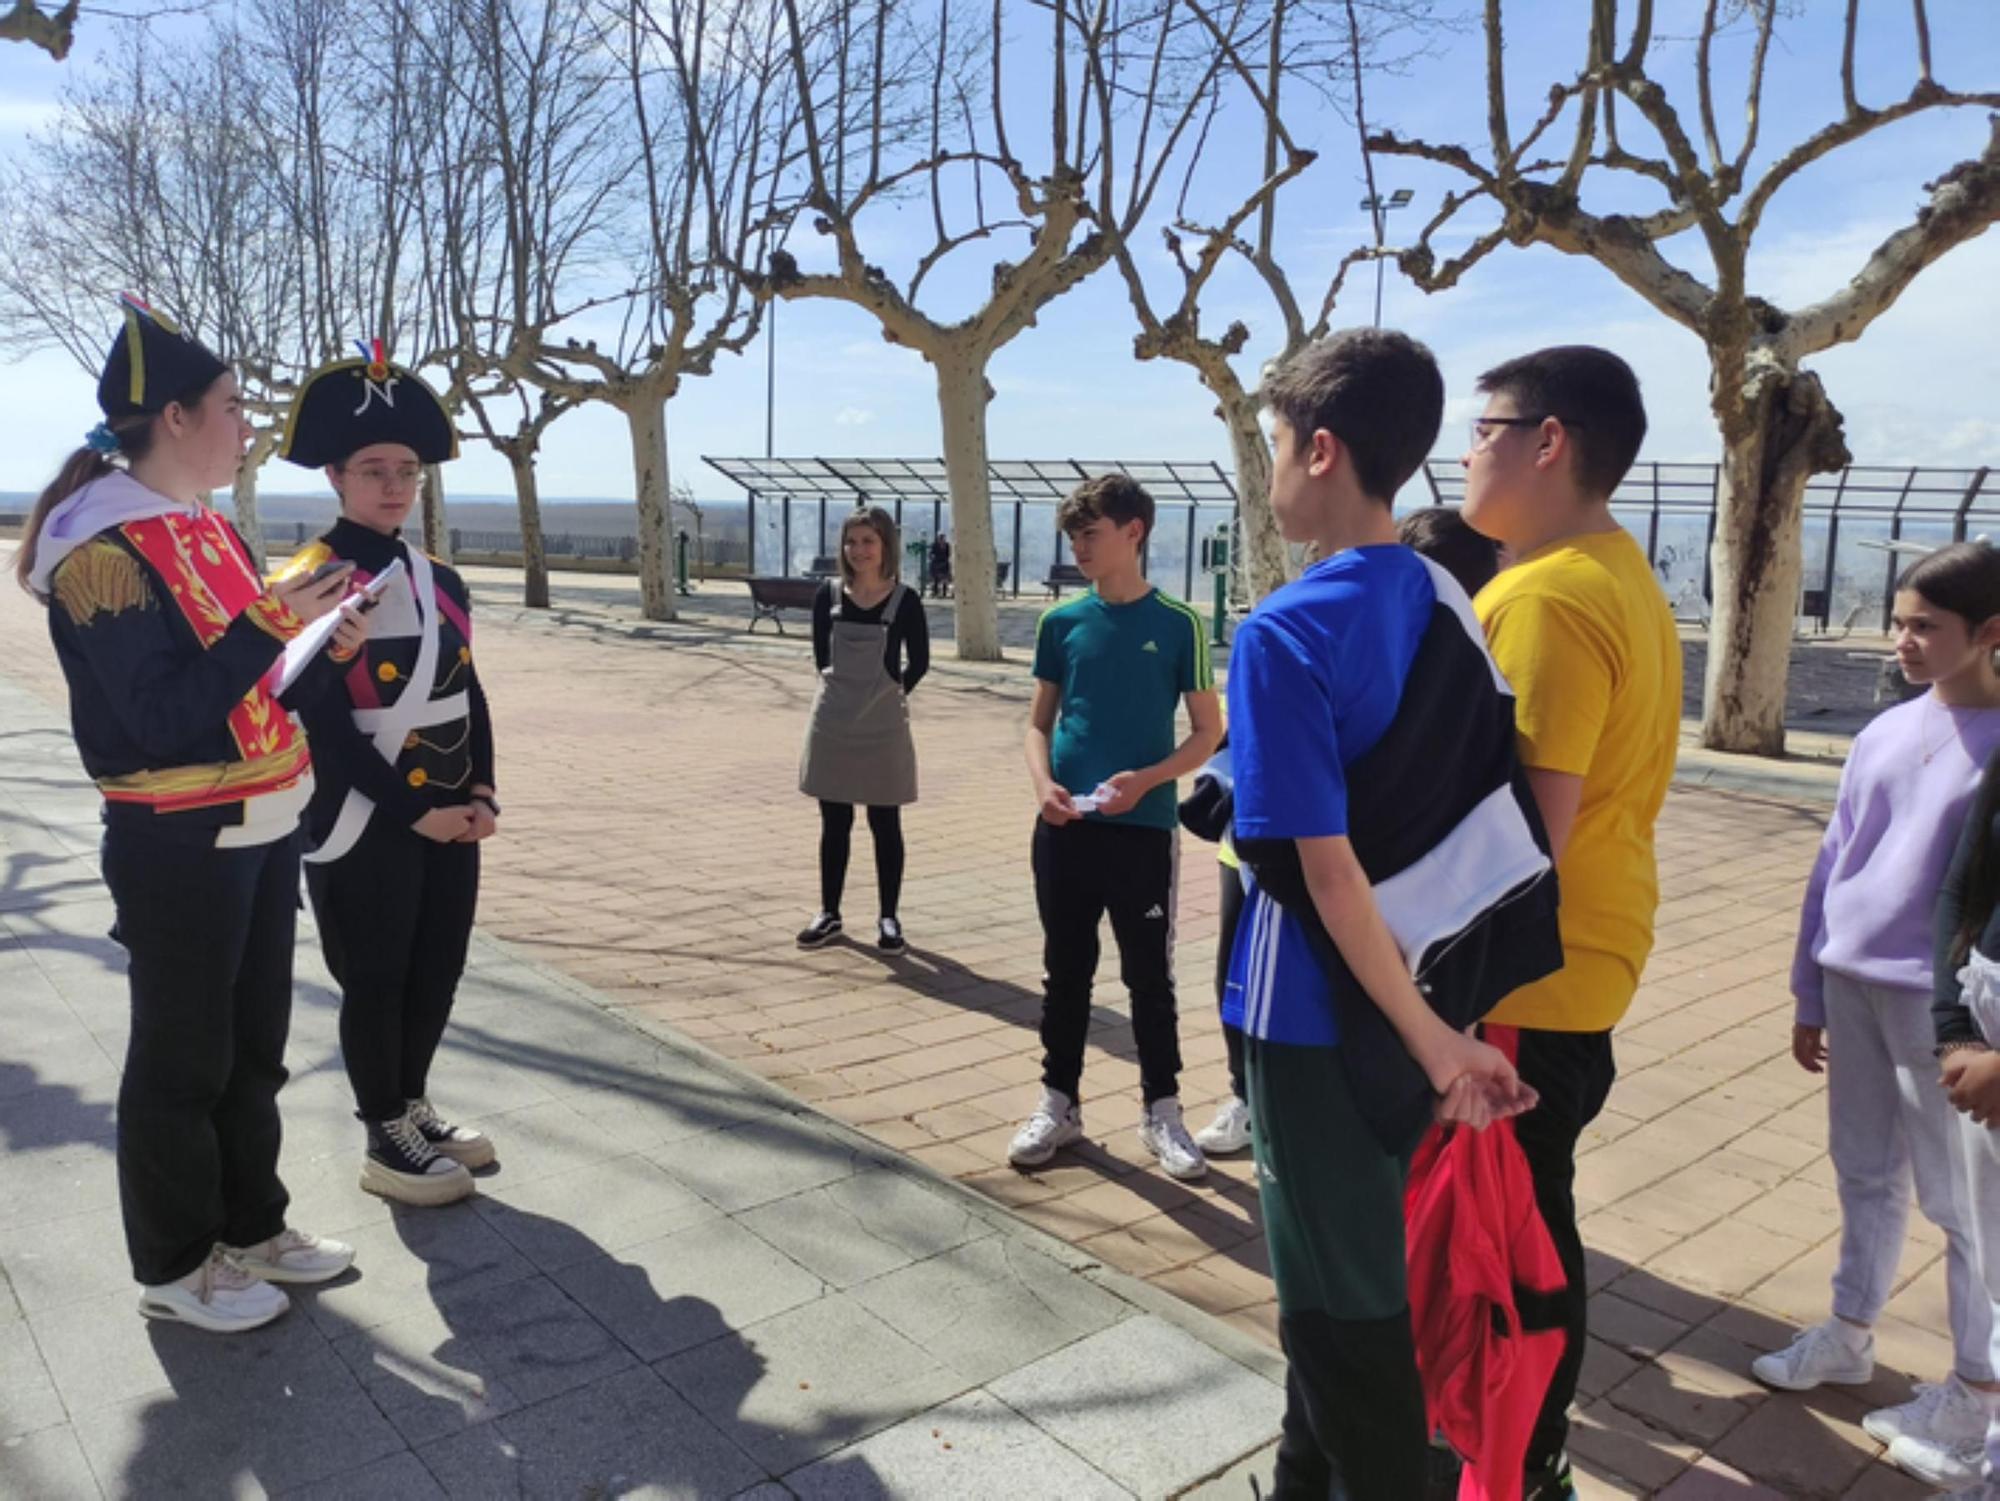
[0,1,1996,500]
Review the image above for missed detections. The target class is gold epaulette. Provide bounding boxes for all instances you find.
[268,540,334,586]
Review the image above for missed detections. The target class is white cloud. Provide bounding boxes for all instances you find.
[833,406,874,427]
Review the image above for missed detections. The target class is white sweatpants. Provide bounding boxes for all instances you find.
[1824,971,1993,1380]
[1950,951,2000,1473]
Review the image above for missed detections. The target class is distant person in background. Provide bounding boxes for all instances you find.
[929,531,952,598]
[798,506,930,953]
[1398,506,1503,596]
[272,344,500,1210]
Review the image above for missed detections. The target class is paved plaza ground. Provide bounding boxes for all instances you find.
[0,559,1963,1498]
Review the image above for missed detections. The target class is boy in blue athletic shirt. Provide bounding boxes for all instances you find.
[1229,330,1550,1499]
[1013,474,1223,1181]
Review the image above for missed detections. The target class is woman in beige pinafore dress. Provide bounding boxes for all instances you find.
[798,506,929,952]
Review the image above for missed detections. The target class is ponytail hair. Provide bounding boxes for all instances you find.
[15,391,206,599]
[1956,747,2000,969]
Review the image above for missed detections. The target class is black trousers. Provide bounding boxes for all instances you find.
[1510,1025,1617,1471]
[306,816,480,1123]
[818,801,904,918]
[1216,860,1247,1101]
[1031,819,1181,1105]
[102,825,298,1286]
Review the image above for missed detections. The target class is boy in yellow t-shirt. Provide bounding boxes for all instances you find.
[1461,346,1681,1501]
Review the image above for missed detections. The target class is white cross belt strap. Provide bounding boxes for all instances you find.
[305,546,440,867]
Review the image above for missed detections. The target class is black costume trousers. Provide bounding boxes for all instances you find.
[1031,818,1182,1105]
[102,824,298,1286]
[306,816,480,1123]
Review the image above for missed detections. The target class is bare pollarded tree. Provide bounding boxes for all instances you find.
[0,26,302,560]
[401,0,627,608]
[1361,1,2000,754]
[764,0,1256,661]
[1111,0,1445,601]
[483,0,799,622]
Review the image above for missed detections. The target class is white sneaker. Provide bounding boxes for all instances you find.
[1865,1373,1989,1448]
[1007,1088,1083,1168]
[138,1245,290,1333]
[1889,1430,1985,1488]
[1139,1097,1208,1181]
[1751,1318,1874,1391]
[225,1228,356,1286]
[1194,1096,1252,1154]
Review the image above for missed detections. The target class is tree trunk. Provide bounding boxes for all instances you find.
[508,446,551,610]
[230,430,275,570]
[1210,368,1288,602]
[934,347,1001,660]
[422,464,452,562]
[1700,356,1851,755]
[625,397,675,622]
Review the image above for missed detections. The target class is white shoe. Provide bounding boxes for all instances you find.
[1751,1318,1874,1391]
[1864,1373,1989,1448]
[1889,1430,1985,1488]
[407,1096,496,1169]
[1139,1097,1208,1181]
[138,1245,290,1333]
[1194,1096,1252,1154]
[1007,1088,1083,1168]
[225,1227,356,1286]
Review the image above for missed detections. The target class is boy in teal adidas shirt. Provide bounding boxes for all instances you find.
[1012,475,1223,1181]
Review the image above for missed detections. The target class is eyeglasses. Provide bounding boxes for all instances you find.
[348,464,425,490]
[1469,415,1582,449]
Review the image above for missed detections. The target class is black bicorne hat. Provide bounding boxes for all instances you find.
[96,294,229,419]
[278,341,459,468]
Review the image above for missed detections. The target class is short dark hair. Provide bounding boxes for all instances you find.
[1257,328,1444,503]
[1898,542,2000,629]
[1398,506,1501,597]
[1477,345,1646,499]
[1059,473,1155,542]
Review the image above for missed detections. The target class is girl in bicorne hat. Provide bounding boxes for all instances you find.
[273,344,498,1207]
[14,297,365,1334]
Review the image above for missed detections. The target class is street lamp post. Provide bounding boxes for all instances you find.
[1357,188,1414,329]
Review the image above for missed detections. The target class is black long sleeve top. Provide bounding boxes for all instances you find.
[1935,790,2000,1045]
[283,520,496,840]
[810,581,930,693]
[47,516,342,841]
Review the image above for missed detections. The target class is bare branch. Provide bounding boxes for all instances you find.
[1695,0,1723,171]
[1777,115,2000,359]
[1841,0,1859,118]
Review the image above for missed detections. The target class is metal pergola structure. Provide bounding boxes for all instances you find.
[703,456,1239,598]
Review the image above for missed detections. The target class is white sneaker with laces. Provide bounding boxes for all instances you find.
[1139,1097,1208,1181]
[225,1228,356,1286]
[1751,1318,1874,1391]
[1194,1096,1252,1154]
[1007,1088,1083,1168]
[1864,1373,1989,1448]
[138,1245,290,1333]
[1889,1430,1985,1489]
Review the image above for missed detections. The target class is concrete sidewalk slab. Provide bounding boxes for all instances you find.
[0,674,1281,1499]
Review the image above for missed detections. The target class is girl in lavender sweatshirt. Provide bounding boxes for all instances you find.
[1752,544,2000,1465]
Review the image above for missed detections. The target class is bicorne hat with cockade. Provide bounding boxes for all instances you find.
[96,294,229,419]
[277,340,460,468]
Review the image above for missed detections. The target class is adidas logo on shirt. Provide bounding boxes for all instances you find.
[1141,640,1159,653]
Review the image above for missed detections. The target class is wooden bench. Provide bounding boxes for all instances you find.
[746,575,823,634]
[1044,562,1089,597]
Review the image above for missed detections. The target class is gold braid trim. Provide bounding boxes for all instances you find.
[53,541,154,628]
[245,594,306,643]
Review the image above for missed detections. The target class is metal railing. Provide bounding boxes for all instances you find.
[1419,461,1996,632]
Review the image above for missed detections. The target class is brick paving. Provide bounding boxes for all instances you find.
[0,559,1960,1498]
